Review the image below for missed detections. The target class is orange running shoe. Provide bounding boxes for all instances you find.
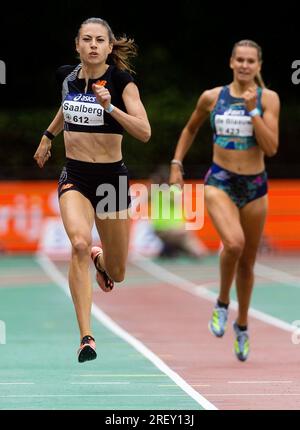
[91,246,114,292]
[77,335,97,363]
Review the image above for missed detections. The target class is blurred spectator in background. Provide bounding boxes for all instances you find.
[149,165,208,258]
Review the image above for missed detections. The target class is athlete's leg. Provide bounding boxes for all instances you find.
[94,210,131,283]
[59,191,95,339]
[205,185,245,304]
[236,195,268,326]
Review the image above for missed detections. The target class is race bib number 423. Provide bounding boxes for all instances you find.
[63,93,104,126]
[215,114,253,137]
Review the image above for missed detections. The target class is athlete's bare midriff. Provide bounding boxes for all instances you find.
[212,144,265,175]
[64,131,123,162]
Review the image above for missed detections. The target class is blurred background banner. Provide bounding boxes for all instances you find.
[0,181,59,253]
[1,180,300,254]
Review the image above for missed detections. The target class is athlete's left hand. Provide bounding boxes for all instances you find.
[33,137,52,168]
[243,86,257,112]
[92,83,111,111]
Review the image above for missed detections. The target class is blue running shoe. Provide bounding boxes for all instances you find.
[208,305,228,337]
[233,321,249,362]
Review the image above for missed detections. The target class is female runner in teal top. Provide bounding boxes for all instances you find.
[170,40,280,362]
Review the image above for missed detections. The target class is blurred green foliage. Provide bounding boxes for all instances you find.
[1,96,299,180]
[1,4,298,179]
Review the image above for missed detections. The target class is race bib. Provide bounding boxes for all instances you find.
[63,93,104,126]
[215,114,253,137]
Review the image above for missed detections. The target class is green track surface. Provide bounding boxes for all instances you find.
[0,256,203,410]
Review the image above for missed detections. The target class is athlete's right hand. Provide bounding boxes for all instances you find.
[92,83,111,111]
[169,164,184,189]
[33,136,52,168]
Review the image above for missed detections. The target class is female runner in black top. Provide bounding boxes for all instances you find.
[34,17,151,363]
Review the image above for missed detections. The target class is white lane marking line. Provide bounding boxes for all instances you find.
[0,382,35,385]
[158,384,182,387]
[0,394,197,398]
[70,382,130,385]
[255,263,300,289]
[36,253,217,411]
[228,380,292,384]
[204,393,300,396]
[132,255,296,333]
[73,374,169,377]
[159,384,210,387]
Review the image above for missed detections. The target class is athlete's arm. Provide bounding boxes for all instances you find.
[45,106,64,137]
[253,90,280,157]
[244,88,280,157]
[92,82,151,142]
[34,107,64,168]
[169,90,213,186]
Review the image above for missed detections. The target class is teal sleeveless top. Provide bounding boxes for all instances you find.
[210,85,263,150]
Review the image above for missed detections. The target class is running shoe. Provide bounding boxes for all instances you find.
[233,321,249,362]
[91,246,114,292]
[208,304,228,337]
[78,335,97,363]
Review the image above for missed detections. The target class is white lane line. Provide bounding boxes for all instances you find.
[73,374,169,377]
[159,384,211,387]
[0,394,197,398]
[204,393,300,396]
[132,255,296,333]
[36,253,217,411]
[255,263,300,289]
[70,382,130,385]
[0,382,35,385]
[227,381,292,384]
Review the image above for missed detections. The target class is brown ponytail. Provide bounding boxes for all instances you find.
[110,36,138,74]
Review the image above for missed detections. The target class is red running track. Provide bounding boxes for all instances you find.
[92,263,300,410]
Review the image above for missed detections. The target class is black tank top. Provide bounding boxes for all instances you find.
[56,64,134,134]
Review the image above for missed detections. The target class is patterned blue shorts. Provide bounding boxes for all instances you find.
[204,162,268,209]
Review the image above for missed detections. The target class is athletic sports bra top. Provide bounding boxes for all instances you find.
[56,64,134,134]
[210,85,263,150]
